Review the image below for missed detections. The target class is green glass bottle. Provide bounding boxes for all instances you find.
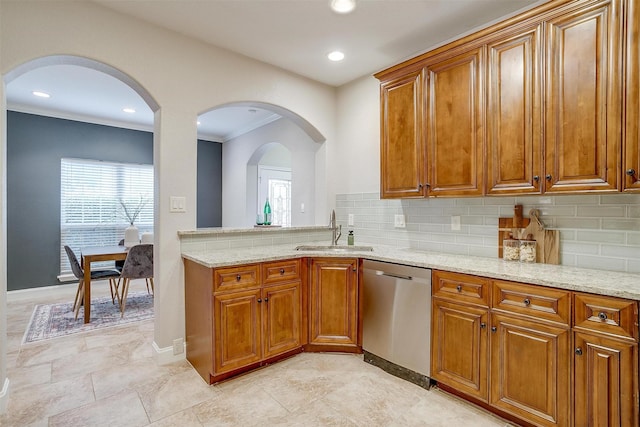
[263,198,272,225]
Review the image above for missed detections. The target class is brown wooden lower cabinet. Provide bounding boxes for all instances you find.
[184,256,362,384]
[574,332,638,427]
[431,270,640,427]
[490,312,570,427]
[431,298,488,401]
[307,257,361,352]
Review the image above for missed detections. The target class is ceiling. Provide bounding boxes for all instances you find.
[5,0,544,140]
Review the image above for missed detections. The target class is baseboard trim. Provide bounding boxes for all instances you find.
[152,341,186,365]
[0,378,10,414]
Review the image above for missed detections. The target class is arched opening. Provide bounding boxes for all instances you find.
[198,101,325,228]
[4,55,159,300]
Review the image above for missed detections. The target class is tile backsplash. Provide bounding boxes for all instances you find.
[335,193,640,274]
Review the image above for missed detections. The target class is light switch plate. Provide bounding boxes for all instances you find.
[451,215,461,231]
[394,214,406,228]
[170,196,186,213]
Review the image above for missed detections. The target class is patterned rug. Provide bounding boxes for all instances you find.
[22,292,154,344]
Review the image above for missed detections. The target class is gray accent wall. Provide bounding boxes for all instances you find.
[197,139,222,228]
[7,112,222,290]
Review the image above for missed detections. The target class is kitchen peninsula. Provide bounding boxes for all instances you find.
[181,226,640,427]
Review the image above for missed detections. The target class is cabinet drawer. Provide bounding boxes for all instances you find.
[574,293,639,341]
[262,259,301,285]
[213,264,260,293]
[432,270,490,307]
[492,280,570,326]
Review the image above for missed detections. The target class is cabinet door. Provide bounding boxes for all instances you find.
[431,298,489,401]
[425,46,484,197]
[544,0,622,193]
[574,332,639,427]
[624,0,640,191]
[213,289,262,374]
[262,281,302,359]
[490,313,570,427]
[486,25,543,195]
[309,258,359,348]
[380,70,425,198]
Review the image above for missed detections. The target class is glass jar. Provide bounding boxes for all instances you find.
[503,239,520,261]
[519,240,537,263]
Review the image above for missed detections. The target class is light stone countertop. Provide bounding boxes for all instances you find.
[181,244,640,300]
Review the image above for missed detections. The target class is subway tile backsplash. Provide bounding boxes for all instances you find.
[336,193,640,273]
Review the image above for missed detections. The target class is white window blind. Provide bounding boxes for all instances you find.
[60,158,153,275]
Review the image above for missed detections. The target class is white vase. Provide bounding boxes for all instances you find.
[124,224,140,248]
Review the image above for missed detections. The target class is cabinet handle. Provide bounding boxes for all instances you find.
[257,298,262,303]
[491,326,497,333]
[598,312,608,321]
[533,175,540,182]
[575,347,583,356]
[236,274,242,282]
[279,268,285,275]
[264,297,269,303]
[425,183,431,188]
[523,298,531,306]
[545,174,552,181]
[627,168,636,176]
[418,183,423,189]
[480,323,486,329]
[456,285,463,292]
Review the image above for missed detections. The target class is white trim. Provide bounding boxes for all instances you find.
[152,341,186,365]
[0,378,10,414]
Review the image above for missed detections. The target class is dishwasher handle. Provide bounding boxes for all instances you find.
[375,270,413,281]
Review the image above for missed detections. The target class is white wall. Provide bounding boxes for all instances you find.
[0,0,337,396]
[223,117,322,227]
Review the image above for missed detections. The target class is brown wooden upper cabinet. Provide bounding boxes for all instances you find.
[425,46,485,197]
[625,0,640,191]
[380,70,425,198]
[376,0,637,198]
[544,0,622,193]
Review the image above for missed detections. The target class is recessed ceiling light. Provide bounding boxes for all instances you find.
[330,0,356,14]
[123,108,136,114]
[32,91,50,98]
[328,51,345,62]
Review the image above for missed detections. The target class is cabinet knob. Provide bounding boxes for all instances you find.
[418,183,423,189]
[264,297,269,303]
[257,298,262,303]
[456,285,463,292]
[279,268,285,275]
[480,322,486,329]
[533,175,540,182]
[575,347,583,356]
[523,298,531,306]
[545,174,552,181]
[627,168,636,177]
[491,326,497,333]
[598,312,608,321]
[236,274,241,282]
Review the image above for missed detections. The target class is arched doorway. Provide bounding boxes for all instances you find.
[198,101,325,228]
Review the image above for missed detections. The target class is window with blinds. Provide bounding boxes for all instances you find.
[60,158,153,275]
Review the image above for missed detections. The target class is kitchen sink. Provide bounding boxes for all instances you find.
[295,245,374,252]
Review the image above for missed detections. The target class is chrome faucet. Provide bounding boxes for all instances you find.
[330,209,342,245]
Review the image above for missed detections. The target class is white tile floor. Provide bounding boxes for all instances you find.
[1,280,514,426]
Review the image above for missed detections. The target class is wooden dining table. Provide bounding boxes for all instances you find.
[80,245,129,324]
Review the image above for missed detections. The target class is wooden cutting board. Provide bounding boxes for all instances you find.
[522,209,560,265]
[498,205,530,258]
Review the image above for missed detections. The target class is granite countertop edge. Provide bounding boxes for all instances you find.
[181,244,640,300]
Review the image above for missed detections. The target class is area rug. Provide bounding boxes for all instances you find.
[22,292,154,344]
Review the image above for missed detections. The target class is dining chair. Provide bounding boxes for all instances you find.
[64,245,121,320]
[118,243,154,316]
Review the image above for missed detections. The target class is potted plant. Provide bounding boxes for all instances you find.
[120,196,149,247]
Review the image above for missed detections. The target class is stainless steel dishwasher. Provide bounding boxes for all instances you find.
[362,260,431,389]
